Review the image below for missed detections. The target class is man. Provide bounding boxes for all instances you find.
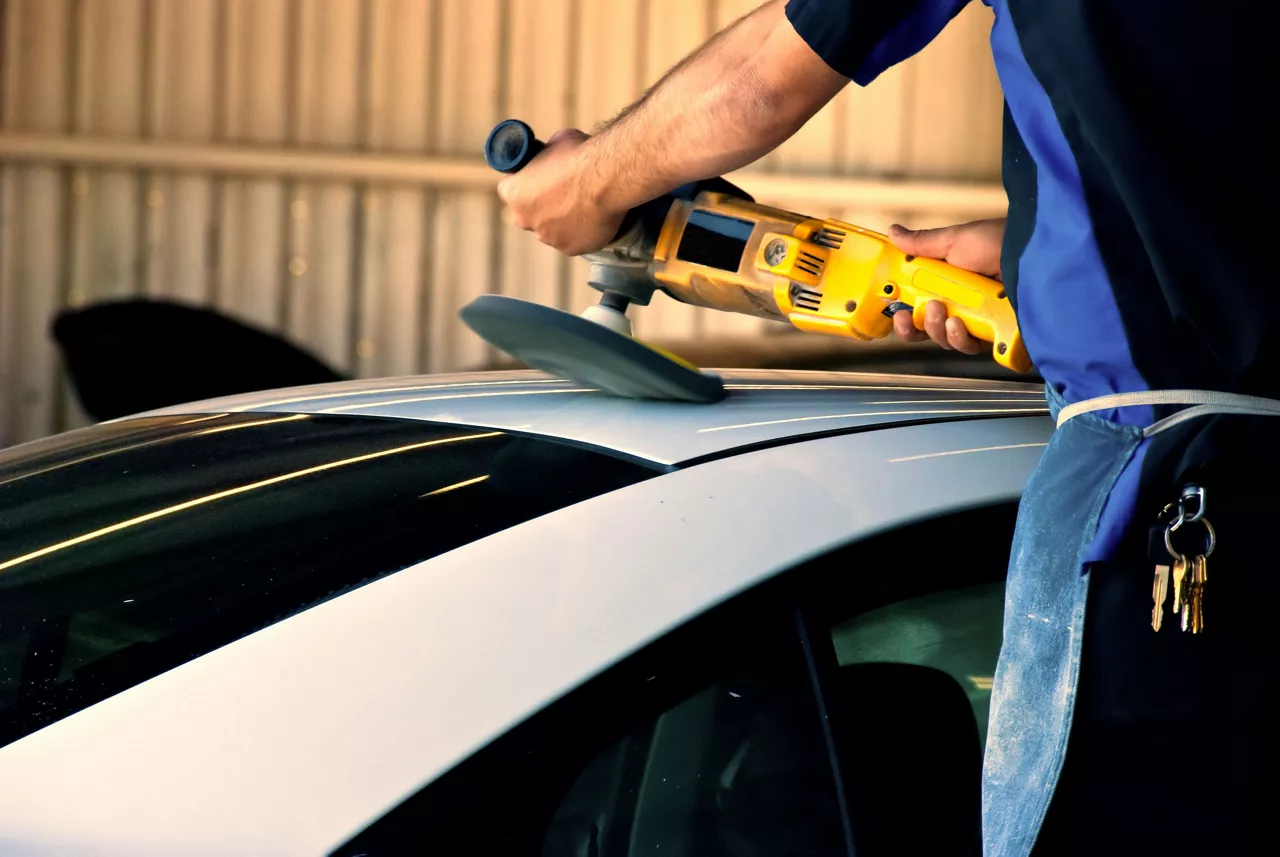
[498,1,1280,855]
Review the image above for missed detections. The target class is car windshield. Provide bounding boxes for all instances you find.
[0,413,657,750]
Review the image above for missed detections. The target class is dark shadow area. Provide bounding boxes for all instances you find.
[50,300,347,422]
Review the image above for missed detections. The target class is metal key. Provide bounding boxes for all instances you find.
[1187,519,1215,634]
[1200,523,1214,633]
[1180,556,1195,632]
[1151,562,1170,632]
[1192,557,1203,636]
[1192,553,1208,634]
[1184,554,1201,634]
[1171,554,1190,617]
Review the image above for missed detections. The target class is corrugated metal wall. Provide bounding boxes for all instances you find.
[0,0,1006,447]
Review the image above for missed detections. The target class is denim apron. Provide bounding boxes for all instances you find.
[979,384,1280,857]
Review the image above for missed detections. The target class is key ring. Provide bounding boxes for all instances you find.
[1166,516,1215,560]
[1159,500,1186,533]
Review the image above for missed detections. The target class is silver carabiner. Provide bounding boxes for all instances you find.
[1180,484,1206,525]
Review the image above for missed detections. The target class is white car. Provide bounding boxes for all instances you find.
[0,369,1050,856]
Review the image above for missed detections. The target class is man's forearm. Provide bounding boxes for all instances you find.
[578,0,847,212]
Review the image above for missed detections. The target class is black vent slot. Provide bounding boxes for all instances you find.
[795,251,824,277]
[814,227,846,249]
[791,283,823,312]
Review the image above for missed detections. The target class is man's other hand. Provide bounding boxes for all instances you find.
[886,218,1006,354]
[496,129,626,257]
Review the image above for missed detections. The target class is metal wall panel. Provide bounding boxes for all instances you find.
[0,0,1005,447]
[143,0,217,307]
[356,0,433,379]
[1,0,72,443]
[216,0,289,329]
[287,0,362,371]
[428,0,502,374]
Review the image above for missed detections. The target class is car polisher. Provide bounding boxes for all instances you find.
[462,119,1031,404]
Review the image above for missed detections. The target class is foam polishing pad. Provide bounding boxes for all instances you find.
[460,295,726,403]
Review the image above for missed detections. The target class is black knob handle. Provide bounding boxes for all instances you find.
[485,119,544,174]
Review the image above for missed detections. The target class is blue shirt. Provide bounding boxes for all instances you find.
[785,0,1280,560]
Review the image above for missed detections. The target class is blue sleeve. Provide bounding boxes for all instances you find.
[785,0,973,86]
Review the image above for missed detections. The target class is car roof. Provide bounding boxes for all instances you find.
[136,369,1048,467]
[0,417,1049,855]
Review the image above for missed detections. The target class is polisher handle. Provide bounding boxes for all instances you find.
[485,119,644,242]
[485,119,544,174]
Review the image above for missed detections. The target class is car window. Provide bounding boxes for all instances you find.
[0,413,658,750]
[336,601,849,856]
[541,668,843,857]
[337,503,1018,857]
[802,505,1014,857]
[830,581,1004,748]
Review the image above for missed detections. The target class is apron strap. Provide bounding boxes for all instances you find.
[1056,390,1280,437]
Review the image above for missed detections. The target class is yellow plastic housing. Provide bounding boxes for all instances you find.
[651,193,1030,373]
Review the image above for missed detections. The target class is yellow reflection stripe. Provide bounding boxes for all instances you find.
[856,399,1039,406]
[723,384,1041,394]
[191,414,308,436]
[888,442,1048,464]
[176,414,233,426]
[0,431,503,574]
[0,414,289,490]
[421,475,490,497]
[698,407,1048,433]
[229,378,569,411]
[320,388,592,413]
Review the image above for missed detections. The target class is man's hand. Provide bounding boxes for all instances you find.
[496,129,627,257]
[886,218,1006,354]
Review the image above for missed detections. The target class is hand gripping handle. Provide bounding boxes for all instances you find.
[484,119,755,245]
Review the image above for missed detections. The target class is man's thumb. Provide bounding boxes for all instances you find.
[888,223,954,260]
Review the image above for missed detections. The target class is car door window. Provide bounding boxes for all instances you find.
[830,581,1004,747]
[338,503,1018,857]
[336,603,849,857]
[797,504,1016,857]
[818,588,1001,857]
[542,666,844,857]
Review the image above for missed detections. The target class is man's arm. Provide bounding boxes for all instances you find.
[497,0,848,256]
[587,0,847,215]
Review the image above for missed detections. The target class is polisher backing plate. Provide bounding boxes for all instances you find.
[460,294,726,403]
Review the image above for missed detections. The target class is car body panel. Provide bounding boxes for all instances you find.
[133,369,1048,466]
[0,416,1050,856]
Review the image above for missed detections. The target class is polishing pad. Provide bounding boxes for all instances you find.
[460,295,726,403]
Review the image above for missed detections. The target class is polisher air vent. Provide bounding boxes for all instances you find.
[790,283,823,312]
[795,250,824,278]
[813,227,846,249]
